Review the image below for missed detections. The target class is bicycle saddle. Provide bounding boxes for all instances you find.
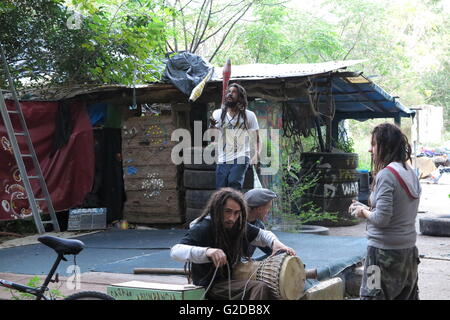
[38,236,85,255]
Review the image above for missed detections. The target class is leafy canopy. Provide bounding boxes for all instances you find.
[0,0,173,88]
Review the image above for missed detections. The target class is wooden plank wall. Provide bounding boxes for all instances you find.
[122,113,183,224]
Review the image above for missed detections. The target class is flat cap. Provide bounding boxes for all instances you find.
[244,188,277,208]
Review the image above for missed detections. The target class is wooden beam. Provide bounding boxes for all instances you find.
[345,81,390,113]
[394,113,401,126]
[330,71,363,78]
[334,111,409,121]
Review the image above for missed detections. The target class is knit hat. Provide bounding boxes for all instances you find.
[244,188,277,208]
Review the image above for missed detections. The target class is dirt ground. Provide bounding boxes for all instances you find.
[328,182,450,300]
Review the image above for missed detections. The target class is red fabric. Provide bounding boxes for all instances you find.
[0,100,94,220]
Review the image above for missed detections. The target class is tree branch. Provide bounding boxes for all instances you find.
[342,16,366,60]
[339,17,350,38]
[209,1,254,62]
[192,0,213,53]
[211,0,247,15]
[196,2,250,48]
[172,1,179,52]
[177,0,189,50]
[166,40,175,53]
[189,0,209,52]
[258,0,289,7]
[178,0,196,12]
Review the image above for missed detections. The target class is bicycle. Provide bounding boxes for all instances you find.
[0,235,115,300]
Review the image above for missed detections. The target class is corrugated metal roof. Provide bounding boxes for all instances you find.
[12,58,413,119]
[15,59,366,100]
[211,59,366,81]
[14,83,172,101]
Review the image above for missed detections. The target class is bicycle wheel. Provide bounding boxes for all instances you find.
[64,291,115,300]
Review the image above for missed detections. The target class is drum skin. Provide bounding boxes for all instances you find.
[278,255,305,300]
[233,253,306,300]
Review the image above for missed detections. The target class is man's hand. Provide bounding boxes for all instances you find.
[209,117,218,128]
[206,248,227,267]
[272,239,296,256]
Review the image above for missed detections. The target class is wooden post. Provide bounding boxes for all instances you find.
[325,77,334,152]
[172,103,191,131]
[331,116,340,149]
[326,117,332,152]
[394,113,401,127]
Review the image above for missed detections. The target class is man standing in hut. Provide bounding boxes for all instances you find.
[209,83,260,190]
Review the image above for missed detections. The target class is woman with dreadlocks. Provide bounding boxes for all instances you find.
[209,83,261,190]
[170,188,295,300]
[349,123,421,300]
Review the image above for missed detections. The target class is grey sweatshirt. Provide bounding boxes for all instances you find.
[367,162,422,250]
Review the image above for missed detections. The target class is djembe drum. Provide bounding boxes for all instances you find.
[233,252,306,300]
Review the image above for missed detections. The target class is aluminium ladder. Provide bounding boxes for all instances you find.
[0,45,60,234]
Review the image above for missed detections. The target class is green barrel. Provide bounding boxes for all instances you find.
[298,152,360,226]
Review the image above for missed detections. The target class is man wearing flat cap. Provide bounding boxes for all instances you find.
[244,188,278,259]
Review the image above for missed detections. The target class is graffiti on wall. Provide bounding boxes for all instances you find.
[1,135,33,219]
[2,166,33,219]
[142,172,165,199]
[123,122,171,146]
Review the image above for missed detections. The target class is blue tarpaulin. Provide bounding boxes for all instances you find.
[212,61,414,120]
[292,75,414,121]
[0,229,367,292]
[87,102,107,126]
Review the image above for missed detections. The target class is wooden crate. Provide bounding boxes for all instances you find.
[107,281,205,300]
[67,208,107,231]
[124,190,182,224]
[122,115,182,224]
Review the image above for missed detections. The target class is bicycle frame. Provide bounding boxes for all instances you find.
[0,253,65,300]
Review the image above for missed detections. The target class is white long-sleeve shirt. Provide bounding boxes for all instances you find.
[170,228,277,264]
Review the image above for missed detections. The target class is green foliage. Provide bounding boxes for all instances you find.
[219,0,448,131]
[1,0,448,126]
[421,60,450,130]
[0,219,36,235]
[0,0,171,88]
[268,137,338,231]
[7,276,65,300]
[347,118,401,171]
[215,1,346,64]
[9,276,41,300]
[335,136,355,153]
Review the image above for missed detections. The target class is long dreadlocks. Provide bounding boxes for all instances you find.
[220,83,249,130]
[370,122,412,188]
[197,188,250,266]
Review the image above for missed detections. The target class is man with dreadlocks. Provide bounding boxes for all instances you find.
[209,83,261,190]
[170,188,295,300]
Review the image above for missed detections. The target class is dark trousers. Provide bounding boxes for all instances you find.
[216,156,250,190]
[360,246,420,300]
[207,279,275,300]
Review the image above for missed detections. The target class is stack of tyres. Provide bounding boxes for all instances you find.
[298,152,360,226]
[183,147,254,224]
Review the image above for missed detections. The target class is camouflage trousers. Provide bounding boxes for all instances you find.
[360,246,420,300]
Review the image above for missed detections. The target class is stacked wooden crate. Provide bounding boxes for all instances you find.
[121,114,182,224]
